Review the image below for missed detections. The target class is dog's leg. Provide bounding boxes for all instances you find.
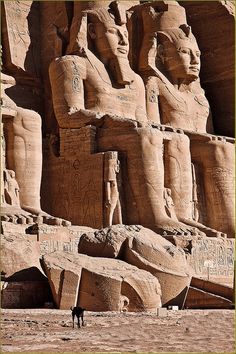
[77,316,80,328]
[81,313,85,326]
[72,314,75,328]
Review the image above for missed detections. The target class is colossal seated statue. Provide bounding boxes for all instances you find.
[49,1,233,238]
[138,1,234,237]
[49,4,147,128]
[1,73,70,226]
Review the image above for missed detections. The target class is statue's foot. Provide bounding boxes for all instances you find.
[21,205,71,226]
[1,211,43,225]
[179,218,227,238]
[40,215,71,227]
[152,219,206,237]
[1,205,71,227]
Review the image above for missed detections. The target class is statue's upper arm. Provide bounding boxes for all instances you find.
[49,55,86,112]
[145,76,160,124]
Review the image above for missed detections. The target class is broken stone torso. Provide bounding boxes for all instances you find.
[85,53,146,121]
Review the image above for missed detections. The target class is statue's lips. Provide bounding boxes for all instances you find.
[189,66,199,72]
[117,48,128,54]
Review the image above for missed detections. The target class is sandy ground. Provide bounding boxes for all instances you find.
[1,309,234,353]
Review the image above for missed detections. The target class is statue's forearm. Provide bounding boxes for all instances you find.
[55,108,104,129]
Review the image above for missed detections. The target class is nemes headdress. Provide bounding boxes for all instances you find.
[86,1,127,26]
[157,25,196,46]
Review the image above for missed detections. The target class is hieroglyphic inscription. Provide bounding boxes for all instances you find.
[189,238,234,280]
[40,237,81,255]
[3,1,40,74]
[74,155,103,228]
[72,76,81,92]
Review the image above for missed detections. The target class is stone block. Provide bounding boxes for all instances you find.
[78,225,192,307]
[157,307,168,317]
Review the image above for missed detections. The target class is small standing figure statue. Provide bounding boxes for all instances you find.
[4,170,20,207]
[163,188,178,221]
[104,152,122,227]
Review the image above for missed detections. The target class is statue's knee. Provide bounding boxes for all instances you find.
[138,128,163,147]
[166,133,190,158]
[16,107,41,130]
[173,132,190,148]
[207,141,234,165]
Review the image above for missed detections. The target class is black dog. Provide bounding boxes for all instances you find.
[70,306,85,328]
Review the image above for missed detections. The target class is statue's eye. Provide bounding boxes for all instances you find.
[179,48,190,55]
[196,51,201,57]
[123,31,128,38]
[108,28,118,35]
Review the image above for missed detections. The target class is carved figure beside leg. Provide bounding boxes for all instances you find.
[4,170,20,207]
[104,153,122,227]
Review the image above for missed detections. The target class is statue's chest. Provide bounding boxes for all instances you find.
[159,89,209,118]
[86,74,137,116]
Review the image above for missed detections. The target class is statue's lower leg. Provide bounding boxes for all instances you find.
[98,125,204,236]
[190,136,234,237]
[2,108,71,226]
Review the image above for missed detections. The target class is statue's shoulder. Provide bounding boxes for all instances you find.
[133,72,146,89]
[49,55,87,79]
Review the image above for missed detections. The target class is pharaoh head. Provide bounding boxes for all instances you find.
[67,1,133,85]
[156,25,201,82]
[87,2,129,63]
[86,1,134,85]
[8,170,16,179]
[139,4,201,84]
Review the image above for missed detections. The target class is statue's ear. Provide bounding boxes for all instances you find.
[88,23,96,39]
[157,44,165,62]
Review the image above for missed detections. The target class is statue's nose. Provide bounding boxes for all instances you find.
[191,52,200,64]
[118,31,128,45]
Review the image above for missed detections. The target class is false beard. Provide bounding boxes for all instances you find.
[109,56,135,85]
